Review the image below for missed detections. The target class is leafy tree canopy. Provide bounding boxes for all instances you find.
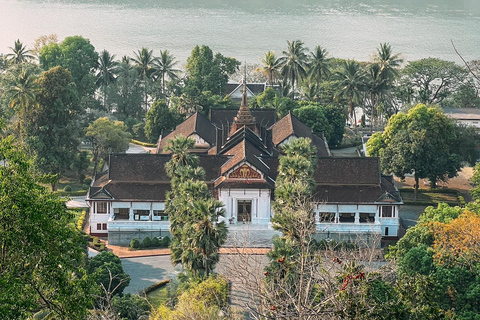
[144,100,183,143]
[0,136,93,319]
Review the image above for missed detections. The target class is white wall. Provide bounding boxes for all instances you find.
[218,188,271,225]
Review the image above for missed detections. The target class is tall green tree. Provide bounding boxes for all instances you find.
[402,58,467,105]
[0,136,94,319]
[25,66,82,190]
[256,51,282,85]
[279,40,308,100]
[85,117,131,175]
[184,45,240,97]
[367,104,461,199]
[8,67,39,140]
[109,56,143,121]
[164,136,227,279]
[334,60,366,128]
[364,63,388,130]
[132,47,156,113]
[152,50,180,95]
[96,50,119,112]
[39,36,99,109]
[144,100,183,143]
[374,43,403,83]
[5,39,34,64]
[307,45,331,83]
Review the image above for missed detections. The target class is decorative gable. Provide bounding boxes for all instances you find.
[376,192,399,203]
[91,189,113,199]
[228,163,262,179]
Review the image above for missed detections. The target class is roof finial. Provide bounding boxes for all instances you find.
[241,62,247,107]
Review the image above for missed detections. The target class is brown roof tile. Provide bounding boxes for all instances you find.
[315,158,380,185]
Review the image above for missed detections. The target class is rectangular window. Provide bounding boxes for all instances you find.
[318,212,335,223]
[153,210,168,221]
[114,208,129,220]
[102,223,108,230]
[97,202,108,214]
[382,206,394,218]
[96,223,101,230]
[359,212,375,223]
[134,210,150,221]
[339,212,355,223]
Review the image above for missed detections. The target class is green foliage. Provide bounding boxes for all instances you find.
[367,104,461,196]
[85,117,131,174]
[144,100,183,143]
[454,124,480,166]
[129,238,140,250]
[71,150,89,183]
[142,236,152,248]
[151,276,232,320]
[24,66,82,189]
[160,235,171,247]
[63,184,72,191]
[184,45,240,97]
[401,58,467,105]
[110,294,151,320]
[87,251,130,296]
[151,236,161,247]
[0,136,94,319]
[77,210,87,231]
[165,136,227,279]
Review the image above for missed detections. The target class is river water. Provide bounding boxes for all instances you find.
[1,0,479,64]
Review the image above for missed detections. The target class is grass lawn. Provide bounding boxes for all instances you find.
[146,286,169,308]
[400,189,461,205]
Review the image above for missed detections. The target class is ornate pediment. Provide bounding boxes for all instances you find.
[228,163,262,179]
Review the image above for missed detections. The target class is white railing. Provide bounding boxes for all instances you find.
[316,223,382,233]
[108,219,170,231]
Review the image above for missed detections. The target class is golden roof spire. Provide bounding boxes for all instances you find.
[234,63,255,125]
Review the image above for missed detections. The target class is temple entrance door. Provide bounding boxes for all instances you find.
[237,200,252,223]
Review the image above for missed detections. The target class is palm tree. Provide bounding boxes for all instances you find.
[374,43,403,83]
[8,68,38,140]
[307,45,331,83]
[335,60,366,129]
[365,63,388,130]
[164,135,199,177]
[152,50,180,95]
[255,51,282,85]
[6,40,34,64]
[191,199,227,278]
[279,40,308,100]
[95,50,119,112]
[131,48,156,113]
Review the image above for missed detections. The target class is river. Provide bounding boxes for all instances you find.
[1,0,479,64]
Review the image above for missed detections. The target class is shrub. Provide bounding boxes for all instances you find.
[160,236,171,247]
[84,178,92,186]
[142,236,152,248]
[63,185,72,192]
[151,236,161,247]
[87,251,130,296]
[76,210,87,231]
[111,294,151,320]
[130,238,140,250]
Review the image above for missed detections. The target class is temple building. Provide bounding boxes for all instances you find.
[87,83,402,246]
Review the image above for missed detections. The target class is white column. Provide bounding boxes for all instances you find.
[110,203,114,220]
[129,202,134,221]
[335,205,339,223]
[354,206,360,224]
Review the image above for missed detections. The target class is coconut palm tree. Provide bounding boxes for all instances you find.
[152,50,180,95]
[131,48,156,113]
[95,50,119,112]
[8,68,38,140]
[256,51,282,85]
[307,45,331,83]
[6,40,34,64]
[365,63,388,130]
[163,135,199,177]
[335,60,366,129]
[374,43,403,83]
[279,40,308,100]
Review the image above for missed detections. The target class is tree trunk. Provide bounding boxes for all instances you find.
[414,174,419,201]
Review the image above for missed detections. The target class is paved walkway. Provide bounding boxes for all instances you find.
[105,244,270,258]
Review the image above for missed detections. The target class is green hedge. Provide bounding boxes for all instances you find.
[58,190,89,197]
[398,187,459,194]
[131,139,157,147]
